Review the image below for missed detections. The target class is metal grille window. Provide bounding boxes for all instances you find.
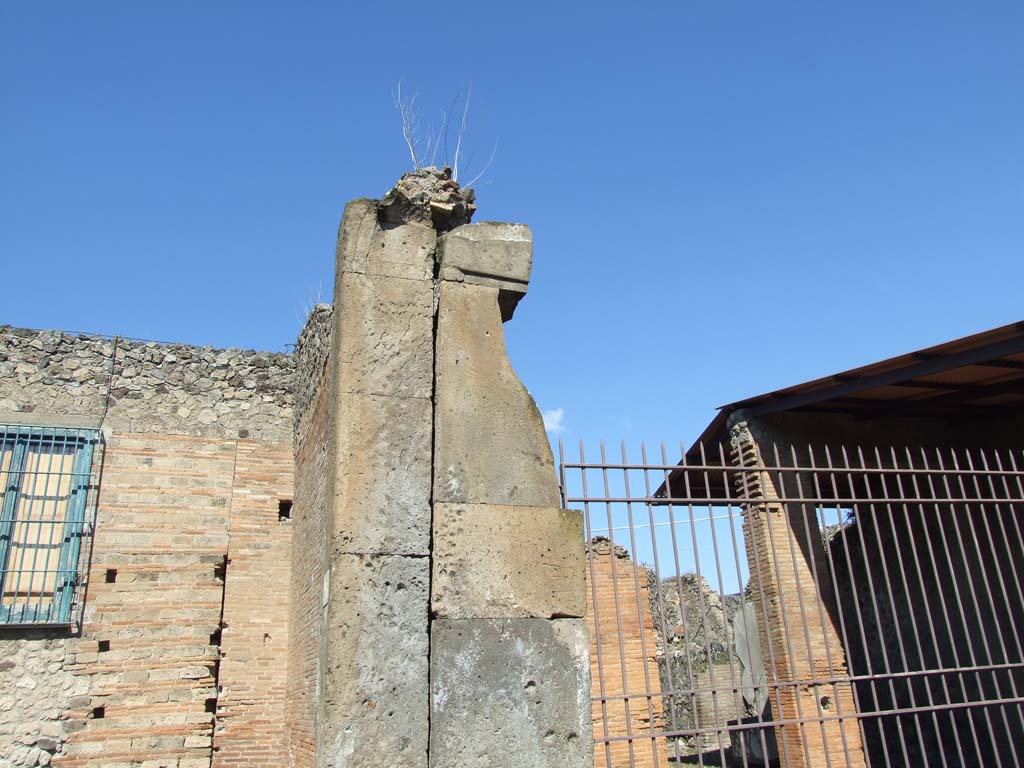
[0,425,100,625]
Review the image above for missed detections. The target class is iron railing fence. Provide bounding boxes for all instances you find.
[0,425,103,626]
[560,440,1024,768]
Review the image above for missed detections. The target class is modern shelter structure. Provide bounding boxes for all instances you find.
[562,321,1024,768]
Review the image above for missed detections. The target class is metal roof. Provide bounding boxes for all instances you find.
[693,320,1024,449]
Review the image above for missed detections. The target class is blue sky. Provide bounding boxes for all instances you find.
[3,2,1022,452]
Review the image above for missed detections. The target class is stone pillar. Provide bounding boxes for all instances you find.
[316,192,437,767]
[730,417,865,768]
[311,170,591,768]
[429,223,592,767]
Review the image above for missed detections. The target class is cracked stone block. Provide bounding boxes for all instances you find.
[434,281,560,508]
[438,223,532,320]
[319,553,429,768]
[333,393,431,556]
[333,271,434,400]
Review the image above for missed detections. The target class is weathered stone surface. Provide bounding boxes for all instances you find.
[320,553,429,768]
[294,303,333,434]
[438,222,532,321]
[335,197,379,275]
[333,272,434,399]
[432,503,585,618]
[438,222,532,282]
[365,223,436,282]
[0,638,81,768]
[333,393,431,555]
[430,618,592,768]
[434,281,560,508]
[0,326,293,441]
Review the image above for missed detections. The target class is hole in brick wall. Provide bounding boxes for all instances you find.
[92,706,105,719]
[97,640,110,653]
[105,568,117,583]
[213,556,228,583]
[205,698,218,714]
[210,628,222,646]
[278,499,292,521]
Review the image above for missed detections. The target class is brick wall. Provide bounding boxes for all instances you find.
[31,433,292,768]
[285,363,330,768]
[586,538,670,768]
[56,433,238,767]
[212,440,294,767]
[0,429,296,768]
[0,326,297,767]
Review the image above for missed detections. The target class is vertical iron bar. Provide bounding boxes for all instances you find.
[680,441,729,766]
[600,440,638,768]
[873,445,951,768]
[935,447,1015,767]
[824,443,896,768]
[620,442,662,767]
[578,442,615,768]
[660,442,703,766]
[641,442,681,766]
[788,443,855,767]
[962,446,1024,764]
[908,446,986,761]
[697,440,748,767]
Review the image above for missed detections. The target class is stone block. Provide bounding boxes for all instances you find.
[334,198,379,275]
[434,281,560,508]
[438,223,532,320]
[438,222,532,283]
[430,618,592,768]
[333,393,431,555]
[333,271,434,399]
[365,224,436,282]
[320,553,429,768]
[432,503,585,618]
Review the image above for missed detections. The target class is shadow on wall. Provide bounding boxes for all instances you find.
[828,497,1024,768]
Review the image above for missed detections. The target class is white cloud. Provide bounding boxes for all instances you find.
[542,407,566,434]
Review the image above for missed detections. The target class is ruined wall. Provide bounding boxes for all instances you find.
[646,571,769,763]
[285,309,333,768]
[585,538,669,768]
[0,329,294,768]
[212,440,294,767]
[0,327,293,442]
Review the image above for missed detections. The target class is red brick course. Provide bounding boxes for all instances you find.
[586,542,671,768]
[284,364,331,768]
[53,432,293,768]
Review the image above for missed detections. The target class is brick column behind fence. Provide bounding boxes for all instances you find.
[730,419,866,768]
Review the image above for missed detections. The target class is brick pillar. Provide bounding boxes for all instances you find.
[730,419,865,768]
[585,538,670,768]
